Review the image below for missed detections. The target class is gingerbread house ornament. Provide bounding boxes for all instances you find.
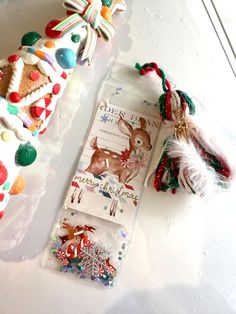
[0,0,126,219]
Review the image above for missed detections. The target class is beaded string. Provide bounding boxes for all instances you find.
[135,62,232,195]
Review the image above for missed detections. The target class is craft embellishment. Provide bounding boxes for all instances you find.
[51,222,117,286]
[44,63,160,286]
[64,101,158,226]
[55,0,119,63]
[136,62,233,197]
[85,115,151,183]
[45,101,158,286]
[0,0,126,219]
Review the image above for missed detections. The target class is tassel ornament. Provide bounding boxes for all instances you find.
[135,62,232,197]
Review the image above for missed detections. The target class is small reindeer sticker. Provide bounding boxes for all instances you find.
[85,116,152,183]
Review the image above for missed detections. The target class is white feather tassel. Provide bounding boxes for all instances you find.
[167,139,221,198]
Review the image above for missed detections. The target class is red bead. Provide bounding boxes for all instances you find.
[8,54,20,63]
[0,211,4,219]
[30,70,40,81]
[0,162,8,185]
[9,92,21,103]
[52,84,61,95]
[45,20,62,39]
[0,70,3,81]
[0,193,4,202]
[61,71,67,80]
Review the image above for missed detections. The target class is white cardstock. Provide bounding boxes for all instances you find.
[65,102,159,230]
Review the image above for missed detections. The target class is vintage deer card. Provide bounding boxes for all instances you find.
[65,101,159,230]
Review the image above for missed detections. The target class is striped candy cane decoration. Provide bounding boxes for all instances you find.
[65,235,91,259]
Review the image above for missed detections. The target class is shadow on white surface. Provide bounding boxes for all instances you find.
[105,285,236,314]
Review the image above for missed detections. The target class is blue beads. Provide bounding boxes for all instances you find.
[55,48,76,69]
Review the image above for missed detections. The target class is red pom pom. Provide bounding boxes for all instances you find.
[45,19,63,39]
[0,193,4,202]
[61,71,67,80]
[8,54,20,63]
[0,211,4,219]
[0,162,7,185]
[9,92,21,103]
[52,84,61,95]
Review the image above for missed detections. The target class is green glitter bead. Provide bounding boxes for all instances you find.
[3,181,10,191]
[102,0,112,7]
[7,104,19,115]
[78,265,85,271]
[71,34,80,43]
[15,143,37,167]
[21,31,41,46]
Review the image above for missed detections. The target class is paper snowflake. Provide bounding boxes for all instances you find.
[100,114,110,123]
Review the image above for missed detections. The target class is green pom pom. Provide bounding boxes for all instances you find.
[21,32,41,46]
[71,34,80,43]
[7,104,19,115]
[102,0,112,7]
[15,143,37,167]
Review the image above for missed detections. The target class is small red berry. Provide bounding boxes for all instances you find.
[0,162,8,185]
[52,84,61,95]
[8,54,20,63]
[0,211,4,219]
[9,92,21,103]
[0,193,4,202]
[61,71,67,80]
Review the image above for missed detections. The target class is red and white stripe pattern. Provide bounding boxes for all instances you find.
[56,249,69,266]
[30,98,52,120]
[105,257,116,274]
[65,235,92,259]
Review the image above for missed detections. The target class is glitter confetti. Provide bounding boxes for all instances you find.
[50,223,117,287]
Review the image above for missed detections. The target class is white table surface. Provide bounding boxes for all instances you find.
[0,1,236,313]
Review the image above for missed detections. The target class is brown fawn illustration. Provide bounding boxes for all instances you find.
[85,116,152,183]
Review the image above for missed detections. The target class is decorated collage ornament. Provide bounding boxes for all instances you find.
[0,0,126,219]
[50,222,117,287]
[135,62,233,197]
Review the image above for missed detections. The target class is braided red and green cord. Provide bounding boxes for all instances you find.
[135,62,231,194]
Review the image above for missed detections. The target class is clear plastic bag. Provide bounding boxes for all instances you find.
[43,62,161,287]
